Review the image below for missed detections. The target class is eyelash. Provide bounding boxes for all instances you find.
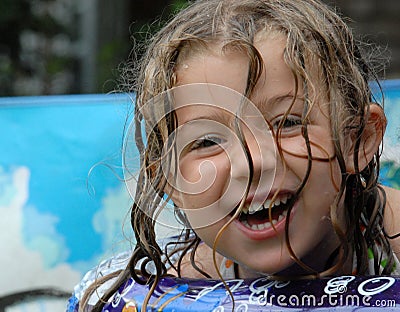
[187,115,303,151]
[272,115,303,130]
[190,135,225,151]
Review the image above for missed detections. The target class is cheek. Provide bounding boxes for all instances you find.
[195,223,222,244]
[176,159,217,199]
[280,133,341,195]
[300,159,341,210]
[280,127,335,160]
[177,153,246,229]
[177,155,231,206]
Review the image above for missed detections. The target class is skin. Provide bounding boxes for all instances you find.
[168,34,400,278]
[383,186,400,257]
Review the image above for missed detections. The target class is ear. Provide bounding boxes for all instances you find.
[346,103,386,173]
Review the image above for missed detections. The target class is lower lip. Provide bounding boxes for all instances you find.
[234,205,296,241]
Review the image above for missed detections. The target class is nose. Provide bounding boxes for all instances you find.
[230,124,276,197]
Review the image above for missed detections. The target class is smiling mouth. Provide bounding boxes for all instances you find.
[235,193,293,231]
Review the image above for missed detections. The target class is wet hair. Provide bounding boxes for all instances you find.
[82,0,394,311]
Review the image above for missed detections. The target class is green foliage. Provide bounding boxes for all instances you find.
[97,40,129,93]
[0,0,76,95]
[0,0,191,95]
[0,0,30,25]
[30,12,67,37]
[46,56,72,75]
[171,0,190,12]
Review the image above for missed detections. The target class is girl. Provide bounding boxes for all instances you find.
[76,0,400,310]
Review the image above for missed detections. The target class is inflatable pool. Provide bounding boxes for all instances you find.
[68,274,400,311]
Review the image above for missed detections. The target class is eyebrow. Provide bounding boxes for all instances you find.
[264,93,297,106]
[255,93,304,116]
[178,93,305,125]
[178,107,234,126]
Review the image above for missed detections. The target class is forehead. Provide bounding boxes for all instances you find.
[170,83,259,125]
[173,32,330,122]
[173,35,305,119]
[175,35,303,99]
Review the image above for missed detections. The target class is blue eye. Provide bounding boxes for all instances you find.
[190,135,226,151]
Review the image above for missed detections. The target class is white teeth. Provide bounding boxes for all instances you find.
[244,194,292,215]
[243,220,273,230]
[262,199,272,209]
[248,203,263,214]
[240,193,293,231]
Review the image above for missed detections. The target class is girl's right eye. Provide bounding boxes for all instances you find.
[271,115,303,131]
[189,135,226,152]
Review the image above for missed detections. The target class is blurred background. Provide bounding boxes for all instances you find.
[0,0,399,97]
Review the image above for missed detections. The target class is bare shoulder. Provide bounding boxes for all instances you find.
[167,242,224,279]
[382,185,400,257]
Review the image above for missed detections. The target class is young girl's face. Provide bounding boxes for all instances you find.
[170,34,342,276]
